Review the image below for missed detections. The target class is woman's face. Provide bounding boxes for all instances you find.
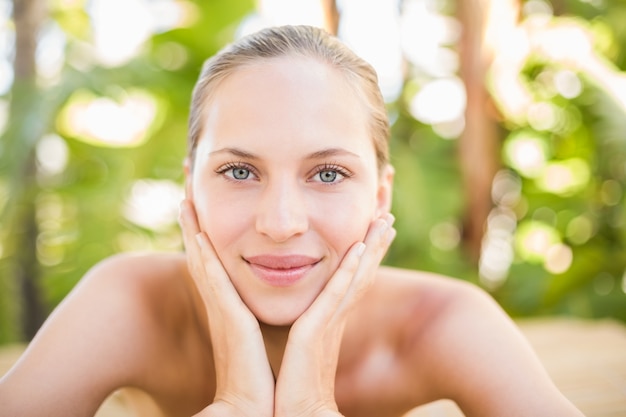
[188,56,392,326]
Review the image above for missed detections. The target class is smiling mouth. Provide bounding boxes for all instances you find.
[245,255,321,287]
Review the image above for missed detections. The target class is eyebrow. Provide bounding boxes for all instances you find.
[209,147,258,159]
[208,147,360,160]
[306,148,360,160]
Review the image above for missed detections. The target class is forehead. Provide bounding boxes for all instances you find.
[217,55,361,106]
[199,56,371,153]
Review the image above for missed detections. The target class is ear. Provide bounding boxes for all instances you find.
[183,157,193,200]
[375,164,394,217]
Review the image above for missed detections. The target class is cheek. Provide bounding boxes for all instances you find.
[310,190,377,256]
[191,181,251,252]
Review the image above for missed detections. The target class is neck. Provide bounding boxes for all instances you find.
[260,322,291,379]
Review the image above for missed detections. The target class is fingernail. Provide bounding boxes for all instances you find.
[356,242,366,257]
[195,233,204,248]
[379,219,390,236]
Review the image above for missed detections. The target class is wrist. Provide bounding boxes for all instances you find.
[195,401,272,417]
[314,412,344,417]
[275,403,344,417]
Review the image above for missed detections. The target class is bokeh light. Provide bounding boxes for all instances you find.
[527,101,560,132]
[0,1,13,94]
[58,89,159,147]
[255,0,325,27]
[566,215,595,245]
[429,221,461,251]
[338,0,404,101]
[36,23,66,84]
[123,179,184,232]
[400,0,460,78]
[491,169,522,207]
[544,242,573,274]
[600,179,623,206]
[479,208,517,288]
[554,69,582,99]
[88,0,194,67]
[503,131,549,178]
[408,77,466,131]
[535,158,590,196]
[153,41,189,71]
[515,220,561,263]
[35,134,69,176]
[594,272,615,296]
[1,0,625,336]
[35,192,78,267]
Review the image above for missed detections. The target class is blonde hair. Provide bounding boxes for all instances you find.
[188,25,390,171]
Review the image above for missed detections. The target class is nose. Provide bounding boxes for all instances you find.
[255,179,309,243]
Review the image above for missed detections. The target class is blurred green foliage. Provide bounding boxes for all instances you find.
[0,0,625,344]
[387,1,626,322]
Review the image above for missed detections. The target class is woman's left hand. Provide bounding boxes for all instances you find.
[274,214,396,417]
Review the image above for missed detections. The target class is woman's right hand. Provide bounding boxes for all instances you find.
[179,199,275,417]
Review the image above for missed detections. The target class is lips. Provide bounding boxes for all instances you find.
[245,255,320,287]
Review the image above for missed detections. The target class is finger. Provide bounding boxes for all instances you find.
[194,231,230,291]
[317,214,393,305]
[319,240,366,305]
[179,201,251,313]
[179,201,226,292]
[293,214,396,332]
[179,200,206,275]
[179,200,225,275]
[300,214,395,322]
[296,241,365,327]
[375,212,396,245]
[194,231,252,314]
[179,199,201,235]
[342,214,396,305]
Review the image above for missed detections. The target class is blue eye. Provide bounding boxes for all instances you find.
[231,167,251,180]
[318,170,338,183]
[216,162,257,181]
[311,164,352,184]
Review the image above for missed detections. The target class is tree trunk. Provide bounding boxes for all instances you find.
[10,0,47,340]
[456,0,519,262]
[321,0,340,36]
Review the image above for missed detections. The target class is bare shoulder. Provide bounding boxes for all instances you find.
[61,251,197,376]
[368,266,583,417]
[0,252,193,417]
[83,251,193,321]
[71,252,193,346]
[363,265,487,339]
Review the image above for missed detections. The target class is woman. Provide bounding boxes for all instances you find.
[0,25,584,417]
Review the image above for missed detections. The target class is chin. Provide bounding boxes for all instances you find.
[251,300,310,327]
[239,274,328,327]
[258,317,297,328]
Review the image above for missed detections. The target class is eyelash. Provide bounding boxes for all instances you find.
[214,161,353,184]
[215,161,258,181]
[310,163,353,184]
